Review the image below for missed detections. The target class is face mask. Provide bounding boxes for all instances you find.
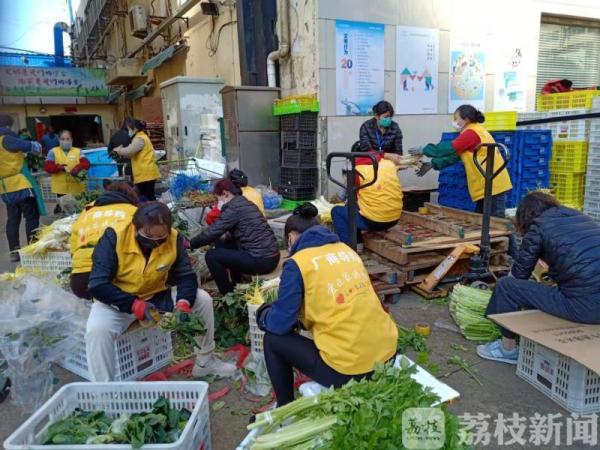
[128,129,134,137]
[217,200,224,209]
[60,140,72,150]
[136,232,167,250]
[452,121,462,131]
[378,117,392,128]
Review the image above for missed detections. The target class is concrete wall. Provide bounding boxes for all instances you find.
[290,0,600,196]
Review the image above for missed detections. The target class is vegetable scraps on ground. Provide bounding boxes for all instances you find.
[42,397,191,449]
[396,324,429,354]
[248,361,469,450]
[449,284,501,342]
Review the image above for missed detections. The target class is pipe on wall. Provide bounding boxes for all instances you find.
[267,0,290,88]
[54,22,69,67]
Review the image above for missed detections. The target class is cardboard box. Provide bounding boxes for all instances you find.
[489,310,600,375]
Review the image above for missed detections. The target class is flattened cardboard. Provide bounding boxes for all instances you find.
[489,310,600,375]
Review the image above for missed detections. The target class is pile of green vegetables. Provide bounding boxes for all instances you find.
[248,361,469,449]
[449,284,501,342]
[42,397,191,448]
[159,310,206,348]
[396,324,428,353]
[73,190,102,213]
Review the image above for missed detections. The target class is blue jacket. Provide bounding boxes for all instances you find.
[40,133,59,152]
[265,225,340,335]
[512,206,600,300]
[0,127,39,204]
[88,228,198,313]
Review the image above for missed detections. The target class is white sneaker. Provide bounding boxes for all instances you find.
[192,354,237,378]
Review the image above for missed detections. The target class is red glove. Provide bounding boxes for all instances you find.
[183,239,191,250]
[131,299,157,321]
[175,300,193,314]
[205,206,221,225]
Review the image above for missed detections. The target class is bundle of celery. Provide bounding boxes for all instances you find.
[449,284,501,342]
[247,362,468,450]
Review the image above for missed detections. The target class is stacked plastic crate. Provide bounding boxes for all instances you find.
[279,112,319,208]
[584,98,600,220]
[519,109,589,210]
[437,128,546,211]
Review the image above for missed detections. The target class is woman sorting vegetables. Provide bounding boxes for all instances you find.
[409,105,512,217]
[478,192,600,364]
[69,182,139,299]
[111,118,161,201]
[87,201,235,381]
[331,148,403,246]
[256,204,398,406]
[43,129,90,207]
[190,179,280,295]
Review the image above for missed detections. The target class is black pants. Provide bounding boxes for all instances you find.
[263,332,373,406]
[136,180,156,201]
[6,197,39,252]
[70,272,92,300]
[205,245,280,295]
[486,276,600,339]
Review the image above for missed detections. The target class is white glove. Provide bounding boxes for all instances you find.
[30,141,42,154]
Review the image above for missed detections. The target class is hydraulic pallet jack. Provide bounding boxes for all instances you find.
[413,142,511,298]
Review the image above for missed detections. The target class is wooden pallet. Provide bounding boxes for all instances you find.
[379,203,513,248]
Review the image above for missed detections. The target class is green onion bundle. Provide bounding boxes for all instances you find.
[449,284,501,342]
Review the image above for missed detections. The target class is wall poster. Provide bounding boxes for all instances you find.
[335,20,385,116]
[395,26,439,114]
[448,31,486,113]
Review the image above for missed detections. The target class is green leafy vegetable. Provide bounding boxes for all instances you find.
[159,310,206,349]
[449,284,501,342]
[397,324,428,353]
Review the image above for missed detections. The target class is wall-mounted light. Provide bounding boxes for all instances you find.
[39,106,47,114]
[201,0,219,16]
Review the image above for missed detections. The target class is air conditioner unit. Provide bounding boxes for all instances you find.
[128,4,148,39]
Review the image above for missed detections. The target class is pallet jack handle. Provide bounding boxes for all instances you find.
[326,152,379,251]
[470,142,510,272]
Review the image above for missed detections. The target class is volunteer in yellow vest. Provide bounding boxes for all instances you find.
[112,118,161,201]
[86,201,236,381]
[0,114,45,262]
[69,182,139,299]
[43,129,90,196]
[256,203,398,406]
[410,104,512,217]
[331,150,403,246]
[228,168,265,215]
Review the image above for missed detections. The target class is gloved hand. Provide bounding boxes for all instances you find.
[175,300,192,323]
[131,299,158,321]
[256,303,272,332]
[70,167,81,177]
[408,146,424,156]
[30,142,42,154]
[183,239,191,250]
[416,162,433,177]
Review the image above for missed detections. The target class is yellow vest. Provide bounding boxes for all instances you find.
[292,242,398,374]
[50,146,86,195]
[356,159,403,222]
[112,224,178,299]
[242,186,265,215]
[459,123,513,202]
[0,136,32,194]
[131,131,161,184]
[70,203,137,274]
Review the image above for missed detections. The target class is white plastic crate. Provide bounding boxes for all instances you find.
[516,337,600,414]
[58,323,173,381]
[247,303,264,355]
[518,111,589,141]
[4,381,211,450]
[583,208,600,221]
[18,251,72,276]
[36,175,58,202]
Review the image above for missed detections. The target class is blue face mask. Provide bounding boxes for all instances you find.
[378,117,392,128]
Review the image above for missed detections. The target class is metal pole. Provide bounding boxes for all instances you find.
[480,145,495,266]
[346,162,358,251]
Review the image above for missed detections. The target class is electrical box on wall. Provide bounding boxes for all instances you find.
[128,5,148,38]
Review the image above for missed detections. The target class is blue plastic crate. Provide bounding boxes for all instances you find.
[83,148,119,191]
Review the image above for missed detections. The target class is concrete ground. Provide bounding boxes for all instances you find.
[0,203,595,450]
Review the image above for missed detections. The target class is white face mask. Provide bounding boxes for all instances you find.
[217,200,224,209]
[128,129,134,137]
[452,121,462,131]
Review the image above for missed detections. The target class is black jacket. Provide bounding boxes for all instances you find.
[512,206,600,300]
[108,128,131,153]
[92,190,137,208]
[190,195,279,259]
[89,228,198,313]
[359,117,403,154]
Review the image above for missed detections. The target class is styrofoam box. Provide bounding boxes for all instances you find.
[19,251,72,276]
[58,324,173,381]
[4,381,211,450]
[516,337,600,414]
